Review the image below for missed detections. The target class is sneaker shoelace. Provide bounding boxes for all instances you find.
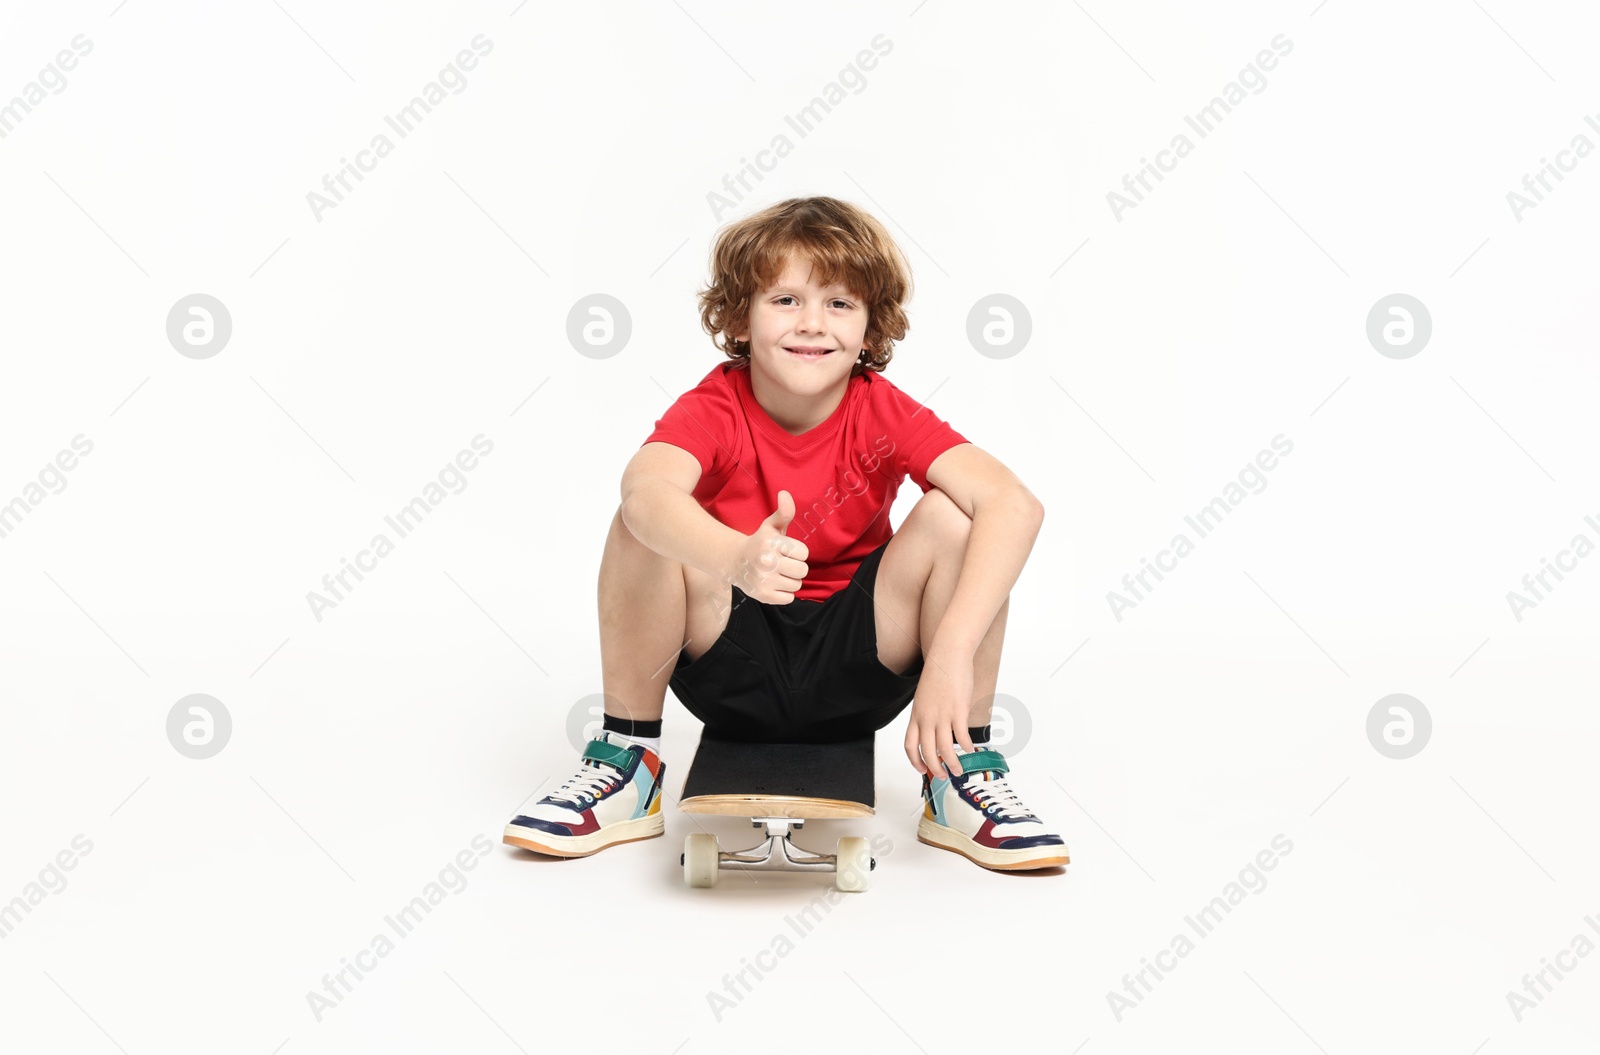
[547,759,622,807]
[965,770,1033,820]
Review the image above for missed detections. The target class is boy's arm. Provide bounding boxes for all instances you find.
[621,443,810,602]
[620,442,745,582]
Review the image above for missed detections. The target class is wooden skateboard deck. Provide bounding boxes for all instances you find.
[679,730,875,819]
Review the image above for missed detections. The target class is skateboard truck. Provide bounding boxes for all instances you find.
[681,818,876,891]
[687,818,875,872]
[678,733,879,892]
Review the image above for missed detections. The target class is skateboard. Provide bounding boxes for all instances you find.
[678,730,877,892]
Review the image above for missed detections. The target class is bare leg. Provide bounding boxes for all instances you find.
[596,506,730,723]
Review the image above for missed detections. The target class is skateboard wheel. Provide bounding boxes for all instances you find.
[835,836,871,893]
[684,833,720,888]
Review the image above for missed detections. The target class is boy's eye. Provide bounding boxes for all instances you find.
[775,295,853,308]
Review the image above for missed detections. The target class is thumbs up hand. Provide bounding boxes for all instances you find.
[728,490,810,604]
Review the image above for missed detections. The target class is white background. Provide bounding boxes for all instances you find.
[2,0,1597,1051]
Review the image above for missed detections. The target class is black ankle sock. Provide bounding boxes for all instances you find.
[968,725,991,746]
[603,715,662,738]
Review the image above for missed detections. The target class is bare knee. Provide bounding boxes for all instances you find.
[609,504,648,549]
[911,488,973,549]
[601,505,685,601]
[608,504,683,568]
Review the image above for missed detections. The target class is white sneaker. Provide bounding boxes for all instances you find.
[503,733,666,858]
[918,747,1069,871]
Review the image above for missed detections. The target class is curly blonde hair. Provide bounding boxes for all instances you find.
[697,196,913,377]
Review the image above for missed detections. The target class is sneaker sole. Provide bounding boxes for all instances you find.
[503,813,665,858]
[917,816,1069,871]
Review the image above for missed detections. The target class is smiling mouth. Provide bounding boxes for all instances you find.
[785,347,833,357]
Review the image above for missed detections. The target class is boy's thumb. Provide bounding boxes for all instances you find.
[770,490,794,531]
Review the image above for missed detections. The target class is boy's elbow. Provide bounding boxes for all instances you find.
[619,480,650,529]
[619,481,656,525]
[1014,487,1045,522]
[979,485,1043,523]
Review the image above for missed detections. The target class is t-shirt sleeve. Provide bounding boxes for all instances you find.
[877,378,970,493]
[640,374,737,479]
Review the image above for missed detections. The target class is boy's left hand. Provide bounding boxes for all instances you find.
[903,650,974,778]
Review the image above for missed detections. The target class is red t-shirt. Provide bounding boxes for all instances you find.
[641,361,969,601]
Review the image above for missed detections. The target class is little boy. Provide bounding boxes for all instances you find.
[504,196,1067,871]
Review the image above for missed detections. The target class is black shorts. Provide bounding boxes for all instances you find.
[669,537,924,743]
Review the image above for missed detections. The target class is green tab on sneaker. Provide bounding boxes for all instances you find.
[958,749,1008,776]
[582,739,635,770]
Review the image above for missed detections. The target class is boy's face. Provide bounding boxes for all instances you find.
[733,254,868,396]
